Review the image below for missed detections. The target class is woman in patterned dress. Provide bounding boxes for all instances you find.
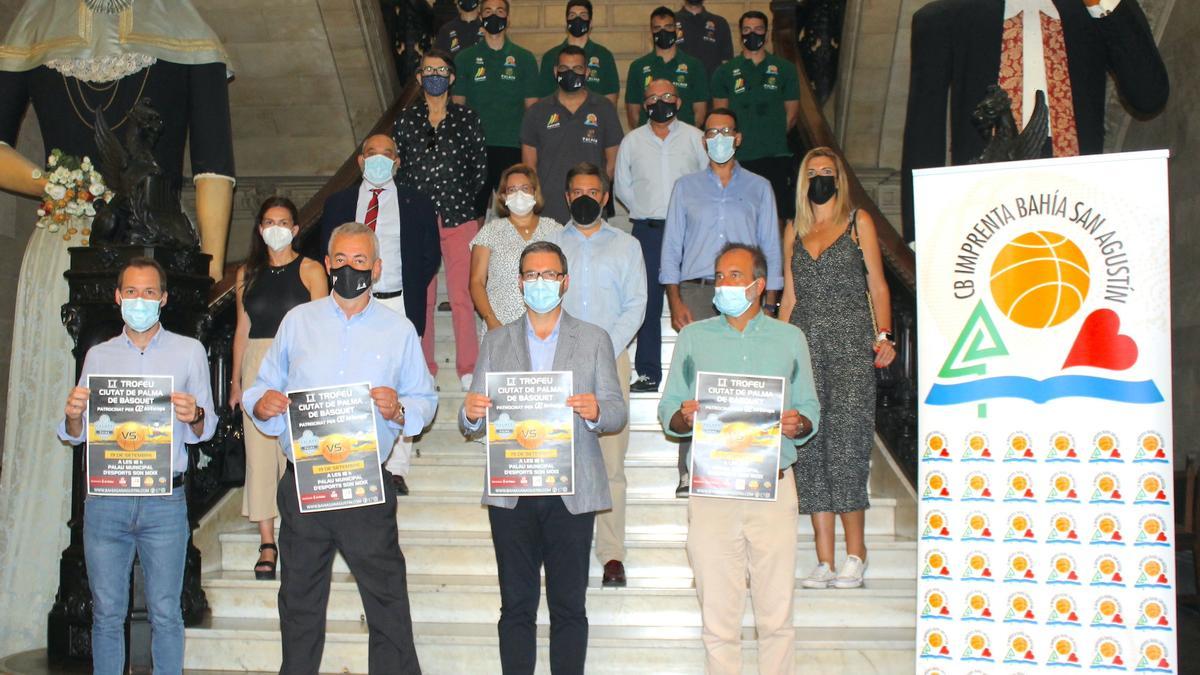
[468,164,563,332]
[779,147,896,590]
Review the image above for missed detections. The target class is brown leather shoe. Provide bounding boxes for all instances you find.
[602,560,626,587]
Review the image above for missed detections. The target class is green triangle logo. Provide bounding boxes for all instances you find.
[939,301,1008,378]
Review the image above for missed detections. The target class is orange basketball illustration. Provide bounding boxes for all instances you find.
[1055,598,1073,614]
[1098,475,1116,492]
[1143,518,1162,535]
[1142,435,1160,452]
[1145,601,1163,619]
[514,419,549,450]
[1143,476,1161,492]
[1054,434,1072,451]
[1011,515,1029,531]
[990,231,1090,328]
[968,593,986,610]
[968,634,986,651]
[969,554,986,571]
[1054,475,1072,492]
[1055,638,1073,655]
[1144,644,1163,661]
[1143,559,1163,576]
[1099,558,1117,576]
[1054,556,1072,574]
[1011,474,1029,490]
[1099,599,1117,616]
[319,434,352,463]
[928,592,945,608]
[1012,596,1029,612]
[929,474,945,490]
[928,552,945,569]
[113,422,146,452]
[1099,640,1118,659]
[1098,517,1117,534]
[1011,435,1028,451]
[1098,434,1116,452]
[929,435,945,451]
[1012,555,1029,572]
[928,632,944,648]
[1054,516,1072,532]
[1012,636,1030,653]
[968,474,986,490]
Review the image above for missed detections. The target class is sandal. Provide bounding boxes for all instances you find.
[254,543,278,581]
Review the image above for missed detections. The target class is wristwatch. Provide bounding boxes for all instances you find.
[875,330,895,344]
[189,406,206,426]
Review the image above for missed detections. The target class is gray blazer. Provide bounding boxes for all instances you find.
[460,311,625,515]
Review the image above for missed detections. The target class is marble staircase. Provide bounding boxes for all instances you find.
[184,281,918,673]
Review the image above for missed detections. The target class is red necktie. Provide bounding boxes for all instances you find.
[365,188,384,231]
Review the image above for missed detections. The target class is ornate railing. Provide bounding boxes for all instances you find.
[771,0,918,486]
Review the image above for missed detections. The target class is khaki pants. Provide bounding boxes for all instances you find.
[376,294,415,478]
[595,350,631,563]
[686,468,799,675]
[241,338,288,522]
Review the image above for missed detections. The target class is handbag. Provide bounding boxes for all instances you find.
[848,209,901,391]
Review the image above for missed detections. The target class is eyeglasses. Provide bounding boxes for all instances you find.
[504,184,534,195]
[703,126,737,139]
[644,93,678,105]
[556,65,587,75]
[419,65,451,76]
[521,270,565,282]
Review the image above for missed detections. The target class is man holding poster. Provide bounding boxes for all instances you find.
[58,258,216,675]
[460,240,625,675]
[243,222,436,675]
[658,243,819,675]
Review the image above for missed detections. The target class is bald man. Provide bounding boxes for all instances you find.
[613,79,708,395]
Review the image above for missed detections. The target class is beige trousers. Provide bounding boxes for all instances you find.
[595,350,631,563]
[241,338,288,522]
[686,468,799,675]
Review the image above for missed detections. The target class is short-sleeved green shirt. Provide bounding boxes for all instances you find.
[624,50,710,127]
[453,39,540,148]
[710,53,800,161]
[538,39,620,98]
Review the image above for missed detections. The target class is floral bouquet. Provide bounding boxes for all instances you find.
[36,149,114,244]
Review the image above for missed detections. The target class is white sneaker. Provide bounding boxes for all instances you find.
[460,373,473,391]
[832,555,867,589]
[801,563,836,589]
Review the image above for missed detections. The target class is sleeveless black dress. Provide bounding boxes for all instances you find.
[788,212,876,513]
[243,256,312,339]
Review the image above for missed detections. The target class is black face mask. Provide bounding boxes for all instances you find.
[566,17,590,37]
[741,32,766,51]
[329,265,373,300]
[458,0,479,11]
[646,100,677,123]
[569,195,602,226]
[653,30,677,50]
[556,69,586,92]
[808,175,837,205]
[482,14,507,35]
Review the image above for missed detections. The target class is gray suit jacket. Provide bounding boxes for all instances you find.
[460,311,625,514]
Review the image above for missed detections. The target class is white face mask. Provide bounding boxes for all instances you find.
[261,225,294,252]
[506,191,537,216]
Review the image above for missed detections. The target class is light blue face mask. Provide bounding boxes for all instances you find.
[363,154,396,186]
[713,284,753,317]
[121,297,162,332]
[705,134,736,164]
[523,279,563,314]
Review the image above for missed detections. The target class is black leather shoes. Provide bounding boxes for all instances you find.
[602,560,626,587]
[392,475,410,496]
[630,375,660,393]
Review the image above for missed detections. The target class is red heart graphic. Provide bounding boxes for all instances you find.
[1067,570,1078,580]
[1111,490,1122,499]
[1067,448,1077,457]
[1155,448,1166,458]
[939,646,949,655]
[982,488,992,497]
[1068,530,1078,539]
[1024,610,1035,619]
[939,448,949,457]
[1111,448,1122,458]
[1113,614,1123,623]
[940,488,949,496]
[1062,309,1138,370]
[1157,573,1168,583]
[1112,531,1122,541]
[1158,616,1169,625]
[982,648,992,658]
[940,527,950,536]
[1024,569,1035,579]
[940,606,949,615]
[1024,489,1035,497]
[1068,611,1078,621]
[982,527,992,537]
[940,566,949,575]
[1023,448,1034,457]
[1024,529,1034,538]
[1068,652,1079,663]
[1067,489,1077,498]
[1113,656,1123,666]
[982,448,991,457]
[982,568,992,577]
[1112,572,1123,582]
[982,608,991,617]
[1156,490,1167,500]
[1159,658,1169,668]
[1157,532,1168,541]
[1025,650,1035,660]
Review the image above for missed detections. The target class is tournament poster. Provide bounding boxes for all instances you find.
[913,151,1176,673]
[287,382,385,513]
[86,374,174,495]
[689,371,785,500]
[485,371,574,496]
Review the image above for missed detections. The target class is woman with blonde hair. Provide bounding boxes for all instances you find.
[469,164,563,332]
[779,147,896,590]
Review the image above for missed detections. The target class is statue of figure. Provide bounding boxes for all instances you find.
[900,0,1168,241]
[0,0,235,658]
[92,99,199,248]
[970,86,1051,164]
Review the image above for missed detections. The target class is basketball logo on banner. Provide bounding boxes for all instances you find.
[913,151,1175,674]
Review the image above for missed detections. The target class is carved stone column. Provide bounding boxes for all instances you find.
[47,244,212,667]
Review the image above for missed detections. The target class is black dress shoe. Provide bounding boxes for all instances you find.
[438,301,451,311]
[602,560,626,587]
[392,475,410,496]
[629,375,660,393]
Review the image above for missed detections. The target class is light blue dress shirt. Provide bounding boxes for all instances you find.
[242,296,438,461]
[58,327,217,473]
[613,120,709,220]
[526,312,562,372]
[659,163,784,290]
[552,221,648,356]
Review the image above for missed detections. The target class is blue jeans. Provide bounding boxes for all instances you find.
[84,488,189,675]
[631,219,665,383]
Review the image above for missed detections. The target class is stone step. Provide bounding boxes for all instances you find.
[219,530,917,580]
[184,617,914,674]
[202,571,916,628]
